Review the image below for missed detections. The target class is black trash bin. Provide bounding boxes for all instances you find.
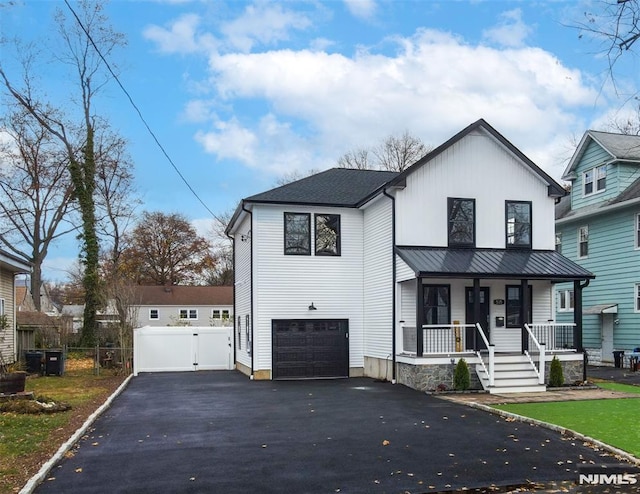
[44,350,65,376]
[24,351,44,374]
[613,350,625,369]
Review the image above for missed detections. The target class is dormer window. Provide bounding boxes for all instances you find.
[584,165,606,196]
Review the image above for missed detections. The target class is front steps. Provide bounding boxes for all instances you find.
[476,354,546,394]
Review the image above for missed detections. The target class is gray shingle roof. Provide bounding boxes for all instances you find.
[246,168,399,207]
[396,246,594,280]
[589,131,640,161]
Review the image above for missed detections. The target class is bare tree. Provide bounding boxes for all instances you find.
[203,209,234,286]
[0,107,76,311]
[273,168,321,187]
[0,1,126,346]
[338,131,429,172]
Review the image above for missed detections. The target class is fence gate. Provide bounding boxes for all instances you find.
[133,326,233,376]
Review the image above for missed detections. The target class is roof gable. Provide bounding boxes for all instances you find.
[389,119,565,197]
[562,130,640,180]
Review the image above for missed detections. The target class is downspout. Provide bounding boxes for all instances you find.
[242,202,255,380]
[382,188,397,384]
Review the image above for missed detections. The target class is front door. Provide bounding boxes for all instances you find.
[465,287,490,350]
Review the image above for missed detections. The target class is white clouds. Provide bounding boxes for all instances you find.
[144,13,217,54]
[195,118,257,164]
[482,9,532,48]
[221,2,311,52]
[344,0,377,21]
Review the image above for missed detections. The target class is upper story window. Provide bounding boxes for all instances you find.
[578,225,589,258]
[636,214,640,250]
[284,213,311,255]
[584,165,606,196]
[447,198,475,247]
[149,309,159,320]
[555,232,562,253]
[0,298,5,316]
[635,284,640,312]
[558,289,574,312]
[315,214,341,256]
[179,309,198,320]
[505,201,532,249]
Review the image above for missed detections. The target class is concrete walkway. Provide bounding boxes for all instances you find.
[32,371,639,494]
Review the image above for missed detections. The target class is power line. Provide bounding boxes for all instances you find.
[63,0,219,221]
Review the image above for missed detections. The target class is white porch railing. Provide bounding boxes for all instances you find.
[527,323,576,351]
[524,324,545,384]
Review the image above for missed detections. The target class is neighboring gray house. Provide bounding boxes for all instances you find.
[227,119,593,393]
[132,285,234,328]
[555,130,640,365]
[0,249,31,363]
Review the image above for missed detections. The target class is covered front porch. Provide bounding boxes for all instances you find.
[394,247,595,393]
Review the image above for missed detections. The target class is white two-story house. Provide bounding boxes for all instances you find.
[227,120,594,393]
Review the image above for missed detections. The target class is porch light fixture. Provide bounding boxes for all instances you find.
[308,302,317,311]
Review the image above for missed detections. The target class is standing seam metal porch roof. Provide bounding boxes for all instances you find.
[396,246,595,280]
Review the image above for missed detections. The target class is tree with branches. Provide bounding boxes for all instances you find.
[337,131,429,172]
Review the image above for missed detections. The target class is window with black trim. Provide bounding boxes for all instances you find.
[422,285,451,325]
[506,201,532,249]
[447,198,475,247]
[506,285,532,328]
[315,214,341,256]
[284,213,311,255]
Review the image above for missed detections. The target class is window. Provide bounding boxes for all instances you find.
[578,225,589,258]
[636,214,640,249]
[558,290,574,312]
[212,309,221,319]
[506,201,532,249]
[506,285,532,328]
[584,165,606,195]
[222,309,230,320]
[149,309,159,320]
[635,284,640,312]
[237,316,241,349]
[284,213,311,255]
[315,214,341,256]
[0,298,4,316]
[555,232,562,253]
[448,198,475,247]
[179,309,198,320]
[422,285,450,325]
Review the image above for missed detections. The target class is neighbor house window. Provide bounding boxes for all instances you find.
[222,309,230,320]
[558,290,574,312]
[422,285,451,325]
[284,213,311,255]
[315,214,341,256]
[506,285,532,328]
[179,309,198,320]
[578,225,589,258]
[506,201,532,248]
[448,198,475,247]
[636,214,640,249]
[584,165,606,195]
[555,232,562,253]
[0,298,5,316]
[212,309,221,319]
[635,284,640,312]
[149,309,159,320]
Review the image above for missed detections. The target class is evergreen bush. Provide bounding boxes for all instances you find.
[549,356,564,387]
[453,358,470,391]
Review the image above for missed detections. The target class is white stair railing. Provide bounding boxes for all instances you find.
[474,323,494,387]
[524,323,546,384]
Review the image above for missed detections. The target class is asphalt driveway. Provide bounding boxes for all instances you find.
[33,371,636,493]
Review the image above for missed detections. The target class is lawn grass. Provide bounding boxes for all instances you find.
[494,392,640,457]
[0,357,127,493]
[595,382,640,394]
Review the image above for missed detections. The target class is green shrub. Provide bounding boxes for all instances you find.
[453,358,470,391]
[549,356,564,387]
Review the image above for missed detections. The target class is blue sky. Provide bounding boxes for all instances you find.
[1,0,638,281]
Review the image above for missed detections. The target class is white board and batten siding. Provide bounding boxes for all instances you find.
[394,129,555,250]
[252,204,365,372]
[0,266,15,361]
[234,213,253,368]
[363,196,394,359]
[133,326,233,375]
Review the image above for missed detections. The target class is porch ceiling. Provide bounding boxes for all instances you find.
[395,246,595,281]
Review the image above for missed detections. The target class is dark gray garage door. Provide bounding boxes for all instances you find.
[272,319,349,379]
